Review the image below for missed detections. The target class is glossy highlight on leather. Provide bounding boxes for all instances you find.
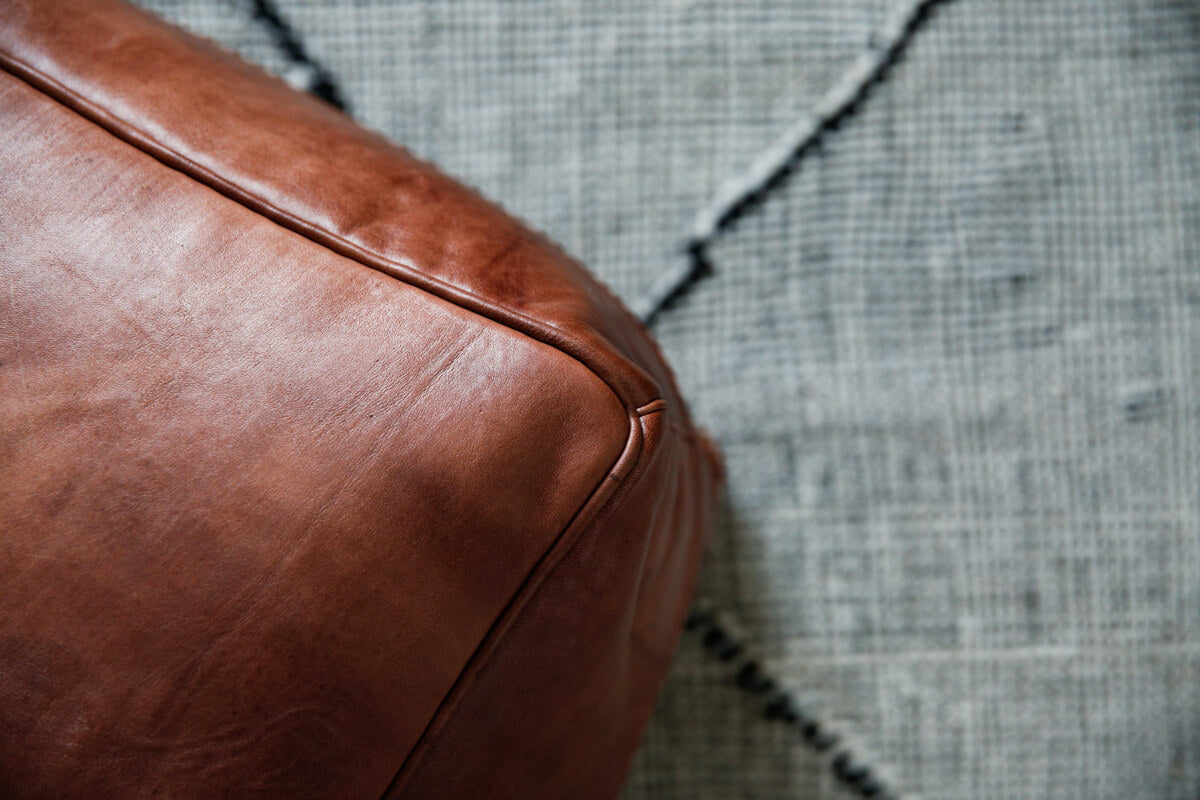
[0,1,722,798]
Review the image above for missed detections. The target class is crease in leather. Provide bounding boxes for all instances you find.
[0,48,658,419]
[635,398,669,416]
[0,56,675,795]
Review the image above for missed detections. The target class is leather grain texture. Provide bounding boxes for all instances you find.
[0,1,721,797]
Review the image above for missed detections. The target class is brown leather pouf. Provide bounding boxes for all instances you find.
[0,1,721,797]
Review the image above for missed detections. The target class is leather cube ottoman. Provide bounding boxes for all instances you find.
[0,1,721,797]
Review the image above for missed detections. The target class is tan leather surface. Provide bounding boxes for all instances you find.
[0,1,721,797]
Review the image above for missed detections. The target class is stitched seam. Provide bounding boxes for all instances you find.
[382,410,648,797]
[0,51,643,417]
[385,405,668,797]
[377,432,643,791]
[0,55,656,797]
[636,398,669,416]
